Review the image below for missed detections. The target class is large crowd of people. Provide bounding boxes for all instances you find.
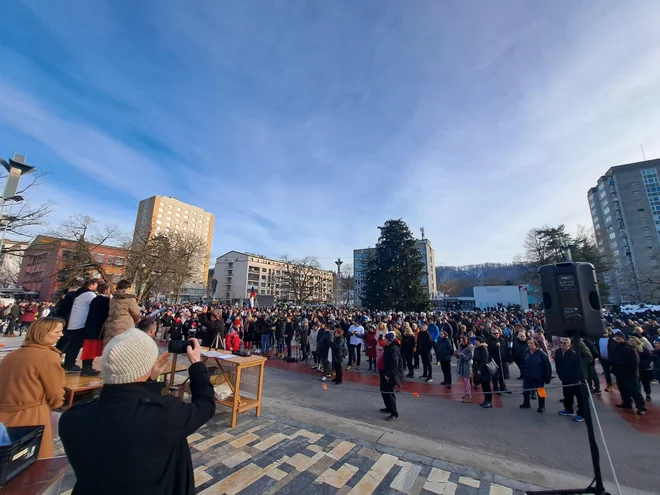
[0,282,659,493]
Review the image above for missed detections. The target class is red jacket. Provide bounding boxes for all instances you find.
[225,332,241,351]
[365,332,378,358]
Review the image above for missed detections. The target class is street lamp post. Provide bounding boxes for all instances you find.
[0,153,35,257]
[335,258,343,304]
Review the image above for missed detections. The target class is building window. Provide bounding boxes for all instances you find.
[631,181,639,186]
[633,190,640,196]
[115,257,124,266]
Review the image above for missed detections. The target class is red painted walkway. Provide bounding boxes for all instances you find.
[265,357,505,408]
[265,357,660,433]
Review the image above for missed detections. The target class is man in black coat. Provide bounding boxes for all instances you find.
[417,324,434,383]
[610,331,646,415]
[380,332,404,421]
[555,337,587,422]
[60,330,215,495]
[487,327,509,393]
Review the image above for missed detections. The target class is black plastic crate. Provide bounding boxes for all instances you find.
[0,425,44,485]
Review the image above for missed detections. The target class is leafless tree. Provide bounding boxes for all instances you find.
[277,255,328,303]
[47,215,126,289]
[339,262,354,305]
[125,232,206,301]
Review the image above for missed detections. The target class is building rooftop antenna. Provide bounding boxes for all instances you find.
[420,227,425,239]
[640,144,647,161]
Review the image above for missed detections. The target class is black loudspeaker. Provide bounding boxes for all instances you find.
[539,262,606,339]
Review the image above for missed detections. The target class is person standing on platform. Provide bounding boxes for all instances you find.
[60,331,215,495]
[103,280,141,346]
[379,332,404,421]
[63,279,99,373]
[80,282,111,377]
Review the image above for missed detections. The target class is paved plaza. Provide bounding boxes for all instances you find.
[59,412,533,495]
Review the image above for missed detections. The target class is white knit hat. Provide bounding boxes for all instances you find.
[101,328,158,384]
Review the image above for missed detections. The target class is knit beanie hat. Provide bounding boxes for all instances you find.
[102,328,159,385]
[384,332,396,343]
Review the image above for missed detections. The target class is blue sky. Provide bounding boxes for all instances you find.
[1,1,660,269]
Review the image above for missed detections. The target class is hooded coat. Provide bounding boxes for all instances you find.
[103,292,141,346]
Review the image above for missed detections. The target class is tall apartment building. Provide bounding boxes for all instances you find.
[212,251,334,303]
[133,196,214,285]
[353,238,437,304]
[588,158,660,304]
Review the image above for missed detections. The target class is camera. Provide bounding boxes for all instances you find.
[168,340,193,354]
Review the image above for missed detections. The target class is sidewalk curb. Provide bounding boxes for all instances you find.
[262,397,651,495]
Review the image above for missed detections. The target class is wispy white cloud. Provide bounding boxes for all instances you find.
[1,0,660,270]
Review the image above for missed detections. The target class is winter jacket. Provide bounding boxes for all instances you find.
[416,330,433,355]
[317,331,332,360]
[554,348,583,384]
[60,363,215,495]
[309,329,319,352]
[456,344,473,378]
[435,336,453,362]
[522,349,552,384]
[83,295,110,340]
[637,347,653,371]
[199,312,225,348]
[331,335,345,364]
[401,334,416,356]
[383,341,405,386]
[487,335,507,364]
[225,331,241,351]
[103,292,141,346]
[472,344,491,383]
[0,344,64,459]
[365,332,378,358]
[610,342,640,380]
[513,337,528,363]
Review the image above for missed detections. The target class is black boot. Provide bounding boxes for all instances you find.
[81,359,100,377]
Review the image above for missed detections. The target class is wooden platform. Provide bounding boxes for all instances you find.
[63,358,188,407]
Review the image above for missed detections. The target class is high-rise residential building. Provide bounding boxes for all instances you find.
[353,238,436,304]
[588,157,660,304]
[133,196,215,285]
[212,251,334,303]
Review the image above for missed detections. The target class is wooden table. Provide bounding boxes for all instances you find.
[63,374,104,408]
[200,349,267,428]
[64,359,188,407]
[0,456,69,495]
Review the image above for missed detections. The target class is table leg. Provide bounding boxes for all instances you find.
[255,362,265,417]
[231,366,242,428]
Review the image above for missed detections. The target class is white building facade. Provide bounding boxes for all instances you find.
[212,251,334,304]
